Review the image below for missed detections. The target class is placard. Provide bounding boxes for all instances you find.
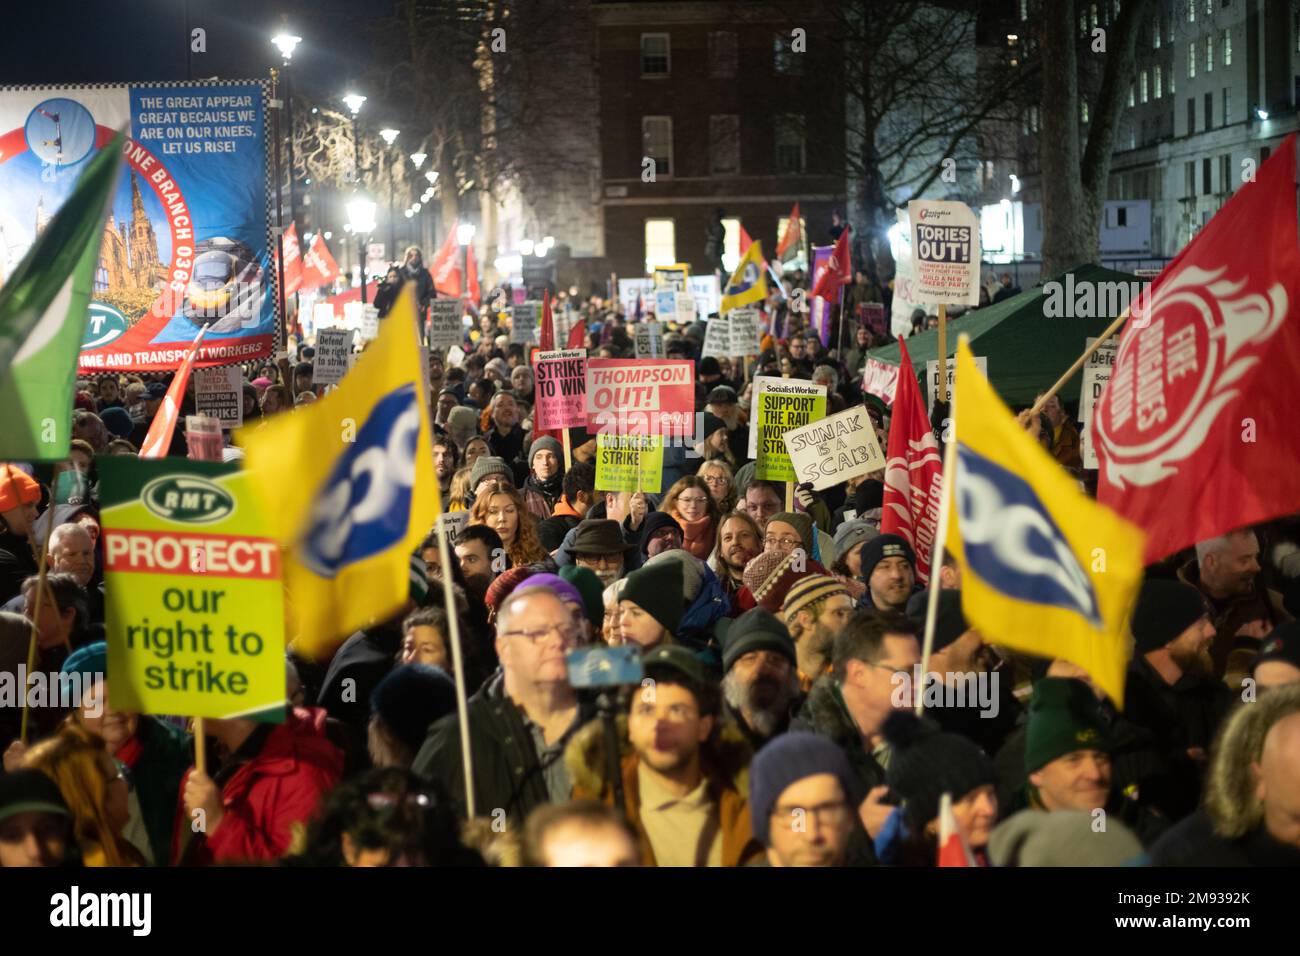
[655,289,677,318]
[634,321,664,359]
[926,355,987,412]
[194,366,244,428]
[1079,337,1118,469]
[585,358,695,437]
[511,302,539,344]
[783,406,885,491]
[907,199,982,305]
[728,308,762,357]
[862,358,900,404]
[702,315,732,359]
[436,511,470,547]
[99,458,286,722]
[313,328,354,386]
[595,433,664,493]
[428,299,462,348]
[676,293,697,323]
[749,376,827,481]
[653,264,690,292]
[534,349,588,431]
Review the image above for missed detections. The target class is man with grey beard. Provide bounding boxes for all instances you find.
[717,609,802,751]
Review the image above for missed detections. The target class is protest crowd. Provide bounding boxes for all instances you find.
[4,166,1300,874]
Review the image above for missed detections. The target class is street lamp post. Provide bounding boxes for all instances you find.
[343,92,368,301]
[380,129,400,265]
[271,31,302,335]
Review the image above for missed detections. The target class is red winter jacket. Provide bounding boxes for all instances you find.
[172,707,344,865]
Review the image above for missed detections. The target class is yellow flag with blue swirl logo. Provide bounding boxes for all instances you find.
[721,240,768,313]
[945,339,1145,704]
[237,287,439,657]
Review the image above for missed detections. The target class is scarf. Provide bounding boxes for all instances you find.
[525,471,564,509]
[672,512,716,562]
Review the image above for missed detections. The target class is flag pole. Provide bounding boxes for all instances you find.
[936,304,948,405]
[436,519,477,818]
[916,335,963,717]
[1028,310,1130,417]
[15,478,57,744]
[561,428,572,472]
[193,718,206,776]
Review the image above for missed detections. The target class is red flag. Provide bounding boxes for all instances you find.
[300,233,340,291]
[280,223,303,295]
[430,224,462,297]
[811,228,851,301]
[566,318,587,350]
[539,290,555,352]
[466,242,481,302]
[936,794,976,867]
[739,223,754,254]
[776,202,801,260]
[881,338,942,584]
[139,329,207,459]
[1094,134,1300,564]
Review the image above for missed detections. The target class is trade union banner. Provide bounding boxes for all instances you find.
[0,81,275,372]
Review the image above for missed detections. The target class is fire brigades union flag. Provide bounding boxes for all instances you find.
[1093,134,1300,564]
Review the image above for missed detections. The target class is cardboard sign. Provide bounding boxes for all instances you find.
[702,315,732,359]
[634,321,664,359]
[926,355,987,412]
[435,511,470,547]
[749,376,827,481]
[511,302,539,344]
[595,433,664,493]
[194,366,244,429]
[313,328,354,386]
[534,349,588,431]
[620,276,719,318]
[358,304,380,343]
[655,289,677,317]
[728,308,762,357]
[676,294,697,323]
[783,406,885,491]
[428,299,462,348]
[99,458,286,722]
[1079,337,1118,469]
[653,264,690,292]
[586,359,695,437]
[908,199,982,305]
[862,358,900,404]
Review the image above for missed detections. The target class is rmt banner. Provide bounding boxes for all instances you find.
[908,199,981,305]
[586,358,695,438]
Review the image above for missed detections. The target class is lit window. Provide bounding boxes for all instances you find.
[1154,18,1161,48]
[1140,71,1148,103]
[1189,2,1195,22]
[721,218,742,273]
[644,219,675,272]
[1189,41,1196,78]
[642,116,673,177]
[1155,65,1163,98]
[641,34,670,76]
[1206,34,1213,72]
[1222,29,1231,66]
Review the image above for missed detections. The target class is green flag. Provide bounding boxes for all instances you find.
[0,130,125,461]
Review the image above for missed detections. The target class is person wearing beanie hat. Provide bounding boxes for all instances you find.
[637,510,683,562]
[783,574,853,691]
[903,589,1020,757]
[469,455,515,497]
[617,561,683,650]
[858,533,916,614]
[98,405,134,440]
[881,709,998,866]
[1251,619,1300,692]
[696,411,731,464]
[1124,577,1234,821]
[517,571,586,633]
[566,642,763,867]
[1024,677,1112,807]
[750,732,866,866]
[739,548,828,615]
[716,608,801,749]
[642,549,729,653]
[0,464,42,603]
[0,769,73,867]
[522,435,565,521]
[832,520,878,576]
[558,565,605,639]
[369,663,458,767]
[764,512,814,556]
[445,405,480,451]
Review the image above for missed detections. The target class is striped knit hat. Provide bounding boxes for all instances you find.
[743,549,808,614]
[782,574,848,626]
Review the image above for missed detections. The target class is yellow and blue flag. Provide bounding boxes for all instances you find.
[945,339,1145,704]
[721,240,768,313]
[238,288,439,657]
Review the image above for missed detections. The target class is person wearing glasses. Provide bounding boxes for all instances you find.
[697,459,736,515]
[413,587,592,825]
[750,732,870,867]
[661,477,720,562]
[791,613,921,840]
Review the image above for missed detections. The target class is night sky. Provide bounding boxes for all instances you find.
[0,0,392,101]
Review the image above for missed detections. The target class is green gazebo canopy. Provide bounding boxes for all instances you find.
[865,264,1144,408]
